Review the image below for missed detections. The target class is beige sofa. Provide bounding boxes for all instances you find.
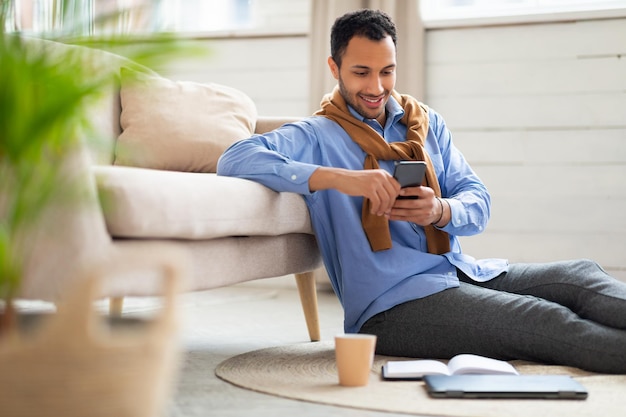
[17,38,323,341]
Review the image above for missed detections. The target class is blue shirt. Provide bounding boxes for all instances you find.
[217,96,508,333]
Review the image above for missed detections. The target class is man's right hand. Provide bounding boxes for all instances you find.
[309,167,401,216]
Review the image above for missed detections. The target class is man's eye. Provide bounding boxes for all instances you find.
[354,72,367,77]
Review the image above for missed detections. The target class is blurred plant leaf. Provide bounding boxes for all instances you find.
[0,0,205,302]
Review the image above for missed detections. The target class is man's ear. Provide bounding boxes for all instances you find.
[327,56,339,80]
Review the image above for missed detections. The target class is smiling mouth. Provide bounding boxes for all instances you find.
[360,94,384,108]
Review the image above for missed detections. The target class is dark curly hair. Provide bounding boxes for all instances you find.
[330,9,397,68]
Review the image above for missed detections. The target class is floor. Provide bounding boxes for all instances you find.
[18,268,626,416]
[158,275,421,417]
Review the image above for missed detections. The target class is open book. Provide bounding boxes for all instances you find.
[382,354,518,380]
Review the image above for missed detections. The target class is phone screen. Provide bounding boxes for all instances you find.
[393,161,426,188]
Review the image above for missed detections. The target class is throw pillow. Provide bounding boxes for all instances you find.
[115,67,257,172]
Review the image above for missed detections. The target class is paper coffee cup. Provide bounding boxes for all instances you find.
[334,334,377,387]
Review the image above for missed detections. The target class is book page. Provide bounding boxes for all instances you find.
[385,359,450,378]
[447,354,518,375]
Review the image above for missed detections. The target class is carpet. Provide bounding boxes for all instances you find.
[216,341,626,417]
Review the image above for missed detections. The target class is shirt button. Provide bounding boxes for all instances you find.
[291,174,297,181]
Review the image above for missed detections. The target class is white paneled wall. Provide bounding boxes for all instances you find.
[425,18,626,279]
[161,17,625,279]
[158,35,310,117]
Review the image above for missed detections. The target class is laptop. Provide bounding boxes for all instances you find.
[423,375,588,399]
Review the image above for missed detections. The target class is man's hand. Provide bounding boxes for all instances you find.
[309,167,401,216]
[389,186,450,227]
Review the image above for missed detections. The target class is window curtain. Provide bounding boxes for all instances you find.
[8,0,158,35]
[9,0,94,34]
[308,0,425,114]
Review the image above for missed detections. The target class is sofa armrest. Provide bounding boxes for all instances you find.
[254,116,301,134]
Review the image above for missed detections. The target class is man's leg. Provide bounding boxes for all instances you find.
[359,278,626,373]
[468,259,626,330]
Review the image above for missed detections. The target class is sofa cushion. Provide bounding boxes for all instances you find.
[93,165,313,240]
[114,68,257,173]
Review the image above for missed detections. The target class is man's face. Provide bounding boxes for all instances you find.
[328,35,396,125]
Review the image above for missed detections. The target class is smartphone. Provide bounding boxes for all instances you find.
[393,161,426,199]
[393,161,426,188]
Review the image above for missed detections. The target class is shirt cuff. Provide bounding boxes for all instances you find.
[277,161,320,195]
[437,198,463,231]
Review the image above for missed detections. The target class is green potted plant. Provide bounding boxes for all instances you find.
[0,10,97,331]
[0,0,188,324]
[0,2,198,415]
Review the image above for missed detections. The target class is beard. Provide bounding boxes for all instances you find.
[337,74,389,122]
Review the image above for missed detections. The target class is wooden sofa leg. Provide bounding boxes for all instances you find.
[109,296,124,316]
[295,271,321,342]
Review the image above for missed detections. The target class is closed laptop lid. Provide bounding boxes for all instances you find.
[423,375,588,399]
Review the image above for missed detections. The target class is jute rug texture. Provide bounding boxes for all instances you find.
[216,341,626,417]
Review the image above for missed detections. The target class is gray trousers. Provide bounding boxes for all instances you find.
[359,259,626,373]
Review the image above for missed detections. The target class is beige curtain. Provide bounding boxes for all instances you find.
[308,0,425,114]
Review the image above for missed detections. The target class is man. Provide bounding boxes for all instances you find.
[217,9,626,373]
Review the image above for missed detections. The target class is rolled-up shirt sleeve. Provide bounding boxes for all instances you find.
[428,110,491,237]
[217,122,321,195]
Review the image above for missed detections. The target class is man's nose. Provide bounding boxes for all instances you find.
[365,75,384,95]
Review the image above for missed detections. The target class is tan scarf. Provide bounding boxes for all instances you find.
[315,87,450,254]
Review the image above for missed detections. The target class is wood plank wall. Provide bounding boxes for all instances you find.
[158,35,311,117]
[425,18,626,280]
[161,17,626,280]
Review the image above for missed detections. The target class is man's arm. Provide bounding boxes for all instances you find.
[309,167,402,217]
[386,109,490,234]
[217,124,320,195]
[390,186,451,227]
[219,120,406,218]
[417,110,491,235]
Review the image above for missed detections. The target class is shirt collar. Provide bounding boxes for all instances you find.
[346,94,404,129]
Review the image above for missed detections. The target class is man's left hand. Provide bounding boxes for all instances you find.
[388,186,448,227]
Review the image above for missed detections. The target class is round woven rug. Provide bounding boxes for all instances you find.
[216,341,626,417]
